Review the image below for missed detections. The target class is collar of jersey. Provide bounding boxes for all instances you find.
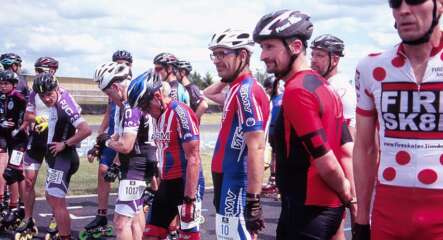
[397,31,443,58]
[230,72,253,86]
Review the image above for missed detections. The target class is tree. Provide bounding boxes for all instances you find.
[202,72,213,88]
[254,68,270,85]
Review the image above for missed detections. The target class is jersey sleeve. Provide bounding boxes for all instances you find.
[26,91,37,113]
[355,59,377,116]
[61,91,85,128]
[236,82,265,132]
[174,104,199,142]
[122,106,141,135]
[285,88,331,159]
[341,83,357,127]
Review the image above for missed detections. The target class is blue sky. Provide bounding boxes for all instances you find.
[2,0,401,81]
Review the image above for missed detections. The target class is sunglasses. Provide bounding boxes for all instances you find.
[209,49,238,61]
[389,0,427,9]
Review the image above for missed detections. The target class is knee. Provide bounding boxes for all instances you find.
[113,215,130,233]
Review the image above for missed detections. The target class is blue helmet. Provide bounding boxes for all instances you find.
[127,69,163,108]
[0,53,22,68]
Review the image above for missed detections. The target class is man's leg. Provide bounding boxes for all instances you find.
[23,169,39,219]
[46,193,71,237]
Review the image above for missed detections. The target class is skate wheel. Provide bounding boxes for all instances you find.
[14,232,22,240]
[199,215,205,224]
[78,230,89,240]
[105,226,113,236]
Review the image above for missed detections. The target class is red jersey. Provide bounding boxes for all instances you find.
[154,101,199,180]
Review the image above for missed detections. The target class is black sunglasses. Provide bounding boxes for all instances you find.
[389,0,428,8]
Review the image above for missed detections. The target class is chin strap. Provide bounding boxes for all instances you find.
[275,39,298,79]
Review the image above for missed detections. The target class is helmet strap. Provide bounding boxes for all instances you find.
[275,39,298,79]
[221,50,248,83]
[402,0,440,45]
[322,52,335,78]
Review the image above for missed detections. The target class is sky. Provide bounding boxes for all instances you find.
[1,0,403,82]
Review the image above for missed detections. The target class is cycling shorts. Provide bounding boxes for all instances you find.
[45,147,79,198]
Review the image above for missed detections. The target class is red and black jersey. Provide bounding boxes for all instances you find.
[274,70,352,207]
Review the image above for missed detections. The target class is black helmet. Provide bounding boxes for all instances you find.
[0,53,22,68]
[253,10,313,43]
[153,52,177,66]
[0,70,19,84]
[32,72,59,94]
[310,34,345,57]
[112,50,133,63]
[173,60,192,73]
[35,57,59,71]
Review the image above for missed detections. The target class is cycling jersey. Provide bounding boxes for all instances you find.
[328,73,356,128]
[355,35,443,239]
[0,89,28,153]
[16,75,29,99]
[168,80,190,106]
[211,72,269,240]
[184,83,204,112]
[27,88,85,144]
[114,102,157,181]
[154,100,199,180]
[274,70,352,208]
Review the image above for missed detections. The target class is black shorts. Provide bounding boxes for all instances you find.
[147,178,184,229]
[45,147,79,198]
[26,130,48,162]
[277,196,344,240]
[0,133,27,154]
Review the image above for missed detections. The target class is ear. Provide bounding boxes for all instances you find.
[288,39,304,55]
[239,49,249,61]
[331,55,340,67]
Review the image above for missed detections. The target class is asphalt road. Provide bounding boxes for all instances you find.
[0,190,352,239]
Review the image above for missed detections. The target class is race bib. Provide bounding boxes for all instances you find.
[216,214,250,240]
[47,168,64,184]
[118,180,146,201]
[9,150,24,166]
[178,200,202,230]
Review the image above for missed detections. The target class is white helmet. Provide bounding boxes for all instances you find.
[94,62,131,90]
[208,29,254,53]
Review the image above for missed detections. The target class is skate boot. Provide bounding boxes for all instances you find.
[14,218,38,240]
[261,176,280,200]
[78,215,113,239]
[2,207,24,231]
[44,216,58,240]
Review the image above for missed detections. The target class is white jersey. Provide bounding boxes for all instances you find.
[35,94,49,119]
[355,40,443,189]
[329,73,356,127]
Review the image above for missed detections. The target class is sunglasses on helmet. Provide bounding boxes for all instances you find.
[389,0,428,9]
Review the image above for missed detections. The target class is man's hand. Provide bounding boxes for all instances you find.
[87,144,101,163]
[103,163,120,182]
[49,142,66,156]
[35,116,48,133]
[0,120,14,129]
[352,223,370,240]
[96,133,111,149]
[180,196,197,225]
[245,193,265,234]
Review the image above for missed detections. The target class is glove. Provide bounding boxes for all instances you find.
[245,193,265,233]
[87,144,101,163]
[35,116,48,133]
[104,163,120,182]
[11,129,20,137]
[96,133,111,149]
[180,196,197,224]
[352,223,370,240]
[0,120,14,129]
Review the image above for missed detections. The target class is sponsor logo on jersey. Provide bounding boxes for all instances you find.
[60,99,80,123]
[245,117,256,127]
[230,127,244,150]
[175,105,190,130]
[224,189,238,217]
[381,82,443,139]
[154,130,170,142]
[7,100,13,110]
[239,84,252,114]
